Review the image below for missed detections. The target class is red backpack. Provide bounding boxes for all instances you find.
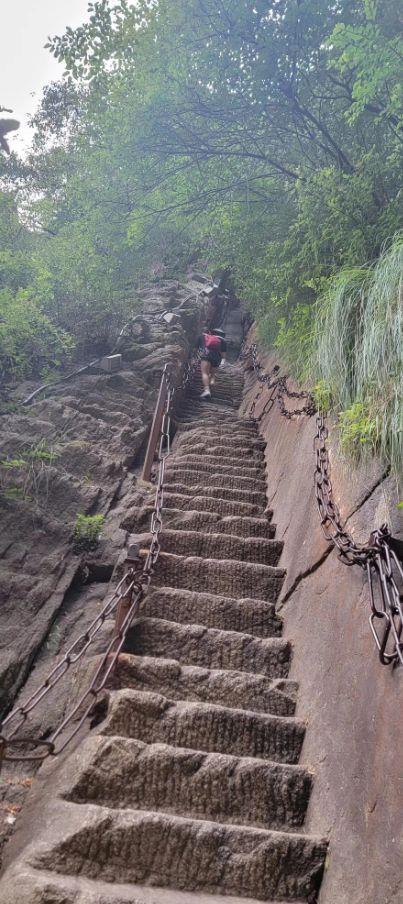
[203,333,221,350]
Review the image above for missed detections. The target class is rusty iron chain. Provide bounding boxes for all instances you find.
[243,342,316,420]
[243,342,403,667]
[314,414,403,666]
[0,371,175,766]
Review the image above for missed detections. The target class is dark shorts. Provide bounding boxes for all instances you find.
[200,350,221,368]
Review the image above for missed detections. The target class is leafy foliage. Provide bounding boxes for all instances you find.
[0,0,401,469]
[73,513,105,552]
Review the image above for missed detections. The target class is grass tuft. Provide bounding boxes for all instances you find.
[312,234,402,472]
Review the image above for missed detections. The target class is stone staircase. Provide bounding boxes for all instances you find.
[0,365,327,904]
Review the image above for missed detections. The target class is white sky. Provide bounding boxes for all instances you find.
[0,0,91,152]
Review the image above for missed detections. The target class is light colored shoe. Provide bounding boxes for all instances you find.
[200,389,211,400]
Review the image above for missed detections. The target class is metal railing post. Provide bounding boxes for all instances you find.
[142,365,170,482]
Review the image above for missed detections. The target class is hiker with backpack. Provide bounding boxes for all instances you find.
[197,328,227,400]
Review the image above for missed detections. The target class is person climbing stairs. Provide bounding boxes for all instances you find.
[0,364,327,904]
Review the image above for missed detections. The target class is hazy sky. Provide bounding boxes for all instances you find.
[0,0,91,151]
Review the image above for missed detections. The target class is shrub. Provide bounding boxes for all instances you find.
[73,513,105,552]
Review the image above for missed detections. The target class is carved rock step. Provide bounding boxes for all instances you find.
[179,403,250,417]
[163,481,267,507]
[0,869,309,904]
[160,528,282,565]
[32,803,326,900]
[174,441,265,462]
[175,422,261,440]
[176,420,261,435]
[190,384,244,396]
[151,551,285,601]
[164,491,265,518]
[190,391,244,403]
[187,395,241,407]
[192,377,244,389]
[181,398,243,412]
[126,617,290,677]
[113,654,297,716]
[162,509,275,539]
[140,585,282,637]
[175,423,262,440]
[66,735,312,831]
[175,426,264,445]
[165,467,267,493]
[176,435,266,455]
[169,453,266,477]
[102,690,305,763]
[131,507,275,539]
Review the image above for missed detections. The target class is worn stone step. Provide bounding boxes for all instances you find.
[133,506,275,538]
[178,407,252,422]
[113,654,297,716]
[163,481,267,507]
[175,424,262,442]
[176,430,266,446]
[150,551,285,601]
[176,434,265,455]
[32,802,326,900]
[165,467,267,493]
[160,528,282,565]
[164,490,263,518]
[192,376,244,388]
[169,453,266,477]
[126,617,290,677]
[0,869,309,904]
[175,439,265,460]
[175,426,262,445]
[139,585,281,636]
[102,690,305,764]
[164,509,275,537]
[190,385,244,398]
[66,735,312,830]
[162,509,275,539]
[180,401,242,414]
[188,395,241,407]
[175,420,259,437]
[190,390,244,400]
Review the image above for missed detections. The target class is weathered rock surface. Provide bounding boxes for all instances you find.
[0,277,208,715]
[240,335,403,904]
[0,276,211,858]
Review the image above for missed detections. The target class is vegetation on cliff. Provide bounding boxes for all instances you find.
[0,0,401,467]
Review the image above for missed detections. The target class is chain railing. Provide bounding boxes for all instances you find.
[244,343,316,420]
[243,341,403,667]
[0,366,176,767]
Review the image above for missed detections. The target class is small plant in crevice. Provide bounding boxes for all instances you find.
[0,440,59,506]
[312,380,332,413]
[338,401,378,459]
[73,513,105,552]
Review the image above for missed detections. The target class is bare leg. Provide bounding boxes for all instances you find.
[201,359,212,390]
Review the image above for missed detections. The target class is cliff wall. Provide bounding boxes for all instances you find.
[241,336,402,904]
[0,275,212,854]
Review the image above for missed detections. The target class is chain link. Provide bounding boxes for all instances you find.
[243,343,316,419]
[243,341,403,667]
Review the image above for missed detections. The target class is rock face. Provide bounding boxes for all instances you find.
[0,276,210,857]
[240,338,403,904]
[0,278,206,716]
[0,327,327,901]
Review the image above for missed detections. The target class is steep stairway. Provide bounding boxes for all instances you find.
[0,365,327,904]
